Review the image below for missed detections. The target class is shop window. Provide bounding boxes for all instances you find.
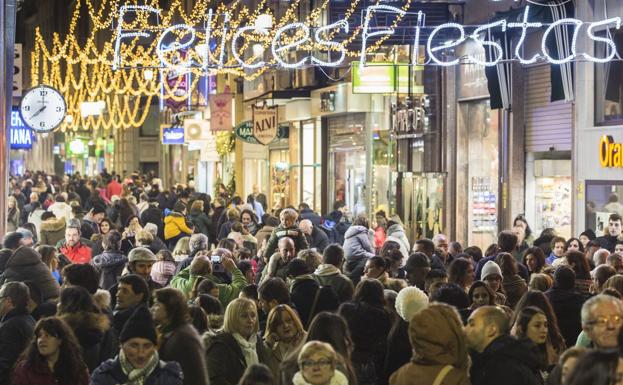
[456,100,499,249]
[595,29,623,126]
[585,181,623,236]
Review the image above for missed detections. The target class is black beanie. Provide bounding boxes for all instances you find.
[554,266,576,290]
[120,306,158,344]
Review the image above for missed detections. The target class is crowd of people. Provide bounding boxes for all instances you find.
[2,169,623,385]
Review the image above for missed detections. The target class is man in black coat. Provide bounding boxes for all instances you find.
[140,199,164,239]
[299,219,330,253]
[0,281,35,384]
[465,306,541,385]
[545,266,584,347]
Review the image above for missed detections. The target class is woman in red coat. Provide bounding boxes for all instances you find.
[12,317,89,385]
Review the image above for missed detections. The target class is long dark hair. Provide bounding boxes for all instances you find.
[565,251,591,280]
[511,290,566,353]
[17,317,88,385]
[154,288,191,329]
[354,279,386,308]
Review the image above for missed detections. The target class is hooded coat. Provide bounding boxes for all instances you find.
[389,304,470,385]
[469,335,542,385]
[0,246,60,300]
[39,216,66,246]
[385,224,410,260]
[188,208,211,238]
[164,212,193,240]
[313,264,354,304]
[60,311,117,372]
[91,250,128,290]
[90,357,183,385]
[343,225,375,270]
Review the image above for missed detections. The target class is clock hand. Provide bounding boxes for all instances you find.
[30,105,46,119]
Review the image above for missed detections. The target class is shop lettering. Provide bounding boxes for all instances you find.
[10,110,33,149]
[600,135,623,168]
[114,5,622,71]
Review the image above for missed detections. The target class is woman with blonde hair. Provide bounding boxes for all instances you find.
[172,236,191,262]
[265,305,307,384]
[206,297,267,385]
[294,341,349,385]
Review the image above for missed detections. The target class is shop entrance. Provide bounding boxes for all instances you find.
[393,172,445,242]
[330,149,367,218]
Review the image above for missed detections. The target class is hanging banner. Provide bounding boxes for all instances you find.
[209,93,233,132]
[13,44,22,97]
[252,104,278,145]
[161,125,185,144]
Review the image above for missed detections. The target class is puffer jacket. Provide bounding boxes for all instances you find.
[344,225,375,272]
[39,216,66,246]
[91,251,128,290]
[0,246,60,300]
[60,311,117,372]
[385,224,410,260]
[90,357,183,385]
[164,212,193,240]
[263,224,309,259]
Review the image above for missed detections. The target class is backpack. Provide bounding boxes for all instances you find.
[307,284,340,326]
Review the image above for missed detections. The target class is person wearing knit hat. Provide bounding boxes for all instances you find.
[395,286,429,323]
[481,261,506,306]
[383,286,429,383]
[127,247,163,295]
[91,305,184,385]
[389,303,470,385]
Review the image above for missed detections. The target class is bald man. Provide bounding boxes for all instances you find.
[299,219,329,253]
[465,306,541,385]
[259,237,296,284]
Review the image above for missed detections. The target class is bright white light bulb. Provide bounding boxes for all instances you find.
[255,14,272,30]
[252,44,265,57]
[143,69,154,81]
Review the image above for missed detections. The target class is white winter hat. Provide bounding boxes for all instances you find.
[395,286,429,322]
[482,261,502,280]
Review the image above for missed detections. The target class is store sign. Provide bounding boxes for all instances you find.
[352,62,424,94]
[13,44,22,97]
[114,5,623,71]
[599,135,623,168]
[235,121,288,144]
[252,104,278,145]
[209,93,232,131]
[162,126,185,144]
[10,108,34,150]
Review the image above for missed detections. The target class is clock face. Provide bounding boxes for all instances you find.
[19,85,66,133]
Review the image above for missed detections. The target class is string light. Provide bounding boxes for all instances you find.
[541,18,582,65]
[507,6,542,65]
[311,20,349,67]
[360,5,406,67]
[272,22,310,68]
[427,23,466,66]
[583,17,621,63]
[469,20,507,66]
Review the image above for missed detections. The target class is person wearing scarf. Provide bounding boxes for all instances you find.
[90,306,183,385]
[293,341,349,385]
[206,297,268,385]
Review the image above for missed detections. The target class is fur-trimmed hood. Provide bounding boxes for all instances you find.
[61,311,110,347]
[40,216,66,232]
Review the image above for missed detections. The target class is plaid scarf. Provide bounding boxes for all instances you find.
[119,349,160,385]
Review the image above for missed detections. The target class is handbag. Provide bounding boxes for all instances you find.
[432,365,453,385]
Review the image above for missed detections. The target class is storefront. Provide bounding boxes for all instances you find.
[574,0,623,236]
[522,64,573,239]
[312,83,385,218]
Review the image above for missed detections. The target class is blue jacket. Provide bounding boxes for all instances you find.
[90,357,183,385]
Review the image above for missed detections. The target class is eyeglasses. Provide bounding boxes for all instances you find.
[587,315,623,327]
[301,359,332,369]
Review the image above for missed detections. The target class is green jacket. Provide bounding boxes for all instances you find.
[262,224,309,259]
[170,265,247,307]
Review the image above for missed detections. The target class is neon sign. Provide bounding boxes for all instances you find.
[10,108,34,150]
[114,5,622,71]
